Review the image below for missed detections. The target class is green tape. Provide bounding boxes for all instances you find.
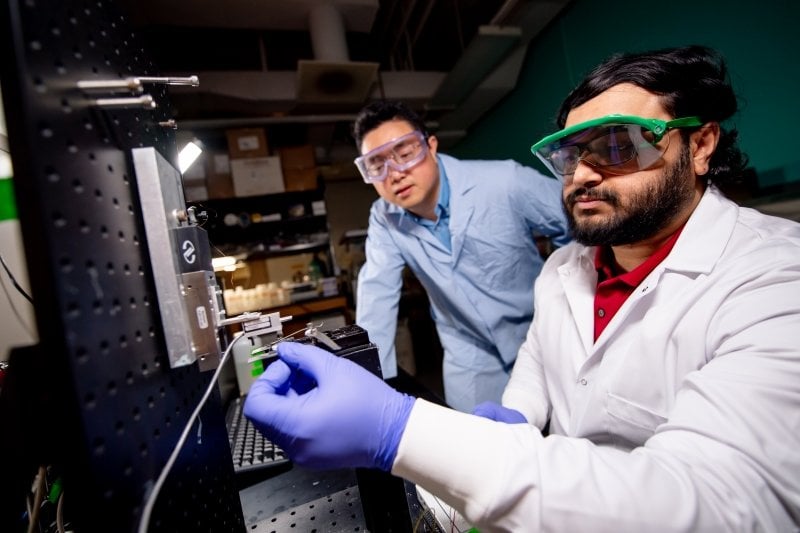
[0,178,17,221]
[250,359,264,377]
[48,477,63,504]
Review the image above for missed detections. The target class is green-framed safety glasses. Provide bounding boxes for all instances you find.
[530,114,703,179]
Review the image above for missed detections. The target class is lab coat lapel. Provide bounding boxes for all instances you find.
[589,187,736,353]
[558,250,598,357]
[397,211,449,253]
[446,159,476,265]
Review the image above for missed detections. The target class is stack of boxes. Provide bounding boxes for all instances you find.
[226,128,284,197]
[201,127,320,199]
[204,149,235,199]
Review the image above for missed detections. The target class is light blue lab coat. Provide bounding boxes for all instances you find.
[356,154,571,412]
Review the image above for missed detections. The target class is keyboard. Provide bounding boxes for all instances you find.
[226,396,290,478]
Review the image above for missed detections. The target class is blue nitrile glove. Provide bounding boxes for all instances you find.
[243,341,416,471]
[471,401,527,424]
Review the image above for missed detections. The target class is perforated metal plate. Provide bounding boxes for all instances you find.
[250,487,367,533]
[0,0,242,531]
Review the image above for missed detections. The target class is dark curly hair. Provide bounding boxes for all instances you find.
[352,100,429,151]
[557,45,749,186]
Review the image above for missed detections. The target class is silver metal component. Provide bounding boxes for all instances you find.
[136,75,200,87]
[131,147,195,368]
[247,349,277,364]
[186,206,199,225]
[235,312,284,393]
[242,312,284,336]
[94,95,156,109]
[77,78,144,93]
[78,75,199,94]
[182,270,221,371]
[217,312,261,327]
[304,323,342,351]
[158,119,178,129]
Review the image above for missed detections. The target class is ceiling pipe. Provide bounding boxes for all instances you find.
[309,3,349,62]
[296,2,379,104]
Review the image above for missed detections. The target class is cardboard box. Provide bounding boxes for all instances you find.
[283,167,319,192]
[205,151,235,199]
[278,144,316,171]
[231,156,285,197]
[226,128,269,159]
[184,183,208,202]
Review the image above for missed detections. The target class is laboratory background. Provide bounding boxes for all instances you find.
[0,0,798,531]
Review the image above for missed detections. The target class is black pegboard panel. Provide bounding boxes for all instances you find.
[0,1,243,531]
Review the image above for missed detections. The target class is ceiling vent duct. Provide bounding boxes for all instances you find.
[426,24,521,112]
[296,3,379,104]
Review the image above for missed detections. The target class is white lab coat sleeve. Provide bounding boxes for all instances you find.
[501,314,551,429]
[355,202,406,379]
[392,399,547,533]
[392,259,800,532]
[502,253,553,428]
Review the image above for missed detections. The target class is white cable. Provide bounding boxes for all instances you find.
[137,334,243,533]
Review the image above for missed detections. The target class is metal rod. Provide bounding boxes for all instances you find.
[77,78,143,93]
[135,75,200,87]
[94,95,156,109]
[78,75,199,94]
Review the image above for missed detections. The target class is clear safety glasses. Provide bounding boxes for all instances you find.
[354,131,429,183]
[530,115,702,179]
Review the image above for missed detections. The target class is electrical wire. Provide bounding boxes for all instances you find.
[429,494,463,533]
[137,333,243,533]
[0,252,33,303]
[56,491,66,533]
[0,252,36,337]
[27,465,46,533]
[0,268,34,338]
[249,321,325,358]
[415,485,469,533]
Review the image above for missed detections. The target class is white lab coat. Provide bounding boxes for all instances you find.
[392,187,800,532]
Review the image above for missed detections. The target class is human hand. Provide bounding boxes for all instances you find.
[243,341,415,471]
[471,401,527,424]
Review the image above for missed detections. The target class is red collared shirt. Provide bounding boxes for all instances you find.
[593,227,684,340]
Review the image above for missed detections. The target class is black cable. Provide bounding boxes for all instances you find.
[0,253,33,303]
[0,254,35,338]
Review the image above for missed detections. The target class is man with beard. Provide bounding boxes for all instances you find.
[244,46,800,531]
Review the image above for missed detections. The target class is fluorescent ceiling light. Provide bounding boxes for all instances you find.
[178,140,203,173]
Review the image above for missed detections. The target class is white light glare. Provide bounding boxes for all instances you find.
[178,141,203,173]
[212,256,237,270]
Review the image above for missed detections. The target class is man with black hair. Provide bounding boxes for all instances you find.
[351,100,570,412]
[245,46,800,531]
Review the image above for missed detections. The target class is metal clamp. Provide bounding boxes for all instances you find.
[303,323,342,351]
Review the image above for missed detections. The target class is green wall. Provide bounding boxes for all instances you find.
[450,0,800,188]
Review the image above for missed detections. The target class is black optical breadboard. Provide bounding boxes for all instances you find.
[0,1,242,531]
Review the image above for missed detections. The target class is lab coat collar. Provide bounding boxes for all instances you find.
[559,185,739,355]
[394,154,469,254]
[439,154,476,264]
[661,185,737,275]
[567,185,736,276]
